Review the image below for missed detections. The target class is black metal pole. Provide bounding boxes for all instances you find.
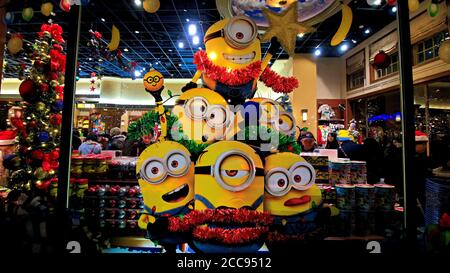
[396,1,417,251]
[56,5,82,252]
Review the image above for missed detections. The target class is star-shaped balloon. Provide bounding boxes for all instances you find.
[261,3,314,56]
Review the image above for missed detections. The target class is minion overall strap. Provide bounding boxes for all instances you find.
[144,200,193,217]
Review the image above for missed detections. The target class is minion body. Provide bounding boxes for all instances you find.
[194,141,264,211]
[173,88,238,144]
[190,17,273,105]
[264,153,322,235]
[136,141,195,246]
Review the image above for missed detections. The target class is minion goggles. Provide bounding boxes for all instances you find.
[203,16,258,49]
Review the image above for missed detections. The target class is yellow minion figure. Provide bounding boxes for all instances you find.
[183,16,281,105]
[172,88,238,144]
[265,0,297,8]
[239,98,296,136]
[136,141,194,251]
[194,141,264,210]
[264,152,326,244]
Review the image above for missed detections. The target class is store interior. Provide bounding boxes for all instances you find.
[0,0,449,254]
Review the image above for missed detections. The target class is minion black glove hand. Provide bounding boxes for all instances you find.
[181,81,197,92]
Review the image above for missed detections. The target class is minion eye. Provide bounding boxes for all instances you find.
[290,164,315,190]
[142,160,166,183]
[167,152,189,176]
[220,170,248,178]
[278,113,295,134]
[229,19,255,44]
[266,171,289,196]
[206,106,228,128]
[186,97,208,119]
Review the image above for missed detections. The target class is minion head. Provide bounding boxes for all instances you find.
[173,88,238,144]
[264,152,321,216]
[194,141,264,211]
[240,98,296,135]
[136,141,194,216]
[204,16,261,70]
[265,0,297,8]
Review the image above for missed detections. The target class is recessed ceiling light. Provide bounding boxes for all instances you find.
[340,44,349,52]
[101,18,105,22]
[391,6,397,13]
[178,41,184,49]
[134,70,141,77]
[359,25,364,29]
[134,0,142,6]
[178,63,182,67]
[99,59,103,62]
[352,39,357,44]
[192,35,200,45]
[364,28,371,34]
[297,33,304,38]
[124,48,129,52]
[168,49,173,52]
[88,58,93,61]
[198,47,202,50]
[314,49,321,56]
[188,24,197,36]
[135,30,140,34]
[186,19,190,22]
[155,62,159,65]
[183,9,187,12]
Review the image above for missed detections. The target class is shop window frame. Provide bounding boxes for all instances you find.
[370,51,400,83]
[347,68,365,91]
[413,28,449,67]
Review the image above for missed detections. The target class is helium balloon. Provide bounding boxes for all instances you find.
[60,0,71,12]
[408,0,420,12]
[143,0,160,13]
[41,2,54,17]
[4,12,14,24]
[22,7,34,22]
[387,0,396,6]
[428,2,439,17]
[7,34,23,55]
[438,40,450,64]
[373,51,391,69]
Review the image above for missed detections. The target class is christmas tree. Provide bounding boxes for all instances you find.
[5,23,66,196]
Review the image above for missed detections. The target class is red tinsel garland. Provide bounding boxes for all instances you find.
[193,50,298,93]
[267,231,306,242]
[168,209,273,233]
[39,23,65,44]
[260,67,298,93]
[193,226,269,245]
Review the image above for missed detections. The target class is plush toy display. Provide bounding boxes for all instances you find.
[318,104,335,120]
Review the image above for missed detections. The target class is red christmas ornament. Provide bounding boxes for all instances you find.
[40,83,49,92]
[49,113,62,126]
[19,79,38,103]
[35,180,52,190]
[50,160,59,170]
[387,0,396,6]
[373,50,391,70]
[50,150,59,160]
[46,71,59,81]
[42,161,51,172]
[32,150,45,160]
[59,0,71,12]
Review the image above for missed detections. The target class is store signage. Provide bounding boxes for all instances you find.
[77,103,95,109]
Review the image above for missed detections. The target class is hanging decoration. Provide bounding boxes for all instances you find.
[428,0,440,17]
[387,0,397,6]
[408,0,420,12]
[7,34,23,55]
[331,3,353,46]
[143,70,164,92]
[22,7,34,22]
[90,72,98,92]
[41,2,54,17]
[438,40,450,63]
[261,3,314,56]
[107,25,120,51]
[60,0,71,12]
[4,23,66,194]
[4,12,14,25]
[372,50,392,69]
[143,0,160,13]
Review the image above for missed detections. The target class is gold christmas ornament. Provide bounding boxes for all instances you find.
[261,3,314,56]
[143,0,160,13]
[408,0,420,12]
[7,35,23,55]
[36,102,46,111]
[41,2,54,17]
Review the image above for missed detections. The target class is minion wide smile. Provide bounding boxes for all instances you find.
[162,184,189,203]
[223,52,255,64]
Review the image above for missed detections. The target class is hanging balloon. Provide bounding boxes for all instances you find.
[143,0,160,13]
[41,2,54,17]
[373,50,391,69]
[60,0,71,12]
[366,0,382,7]
[408,0,420,12]
[428,2,440,17]
[22,7,34,22]
[7,34,23,55]
[387,0,396,6]
[4,12,14,24]
[438,40,450,64]
[19,79,39,103]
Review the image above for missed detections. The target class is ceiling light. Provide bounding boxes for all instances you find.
[178,41,184,49]
[134,0,142,6]
[101,18,106,22]
[88,58,93,61]
[135,30,140,34]
[188,24,197,36]
[168,49,173,52]
[124,48,129,52]
[183,9,187,12]
[314,49,321,56]
[359,25,364,29]
[198,47,202,50]
[364,28,371,34]
[186,19,190,22]
[192,35,200,45]
[352,39,357,44]
[340,44,349,52]
[155,62,159,65]
[99,59,103,62]
[297,33,304,38]
[178,63,182,67]
[391,6,397,13]
[135,70,141,77]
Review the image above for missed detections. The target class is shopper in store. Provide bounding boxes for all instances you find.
[123,133,153,156]
[325,132,339,149]
[72,128,82,151]
[363,137,383,184]
[78,133,102,155]
[298,131,318,153]
[336,130,365,160]
[108,127,126,150]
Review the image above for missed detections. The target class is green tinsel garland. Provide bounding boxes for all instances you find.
[239,125,301,154]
